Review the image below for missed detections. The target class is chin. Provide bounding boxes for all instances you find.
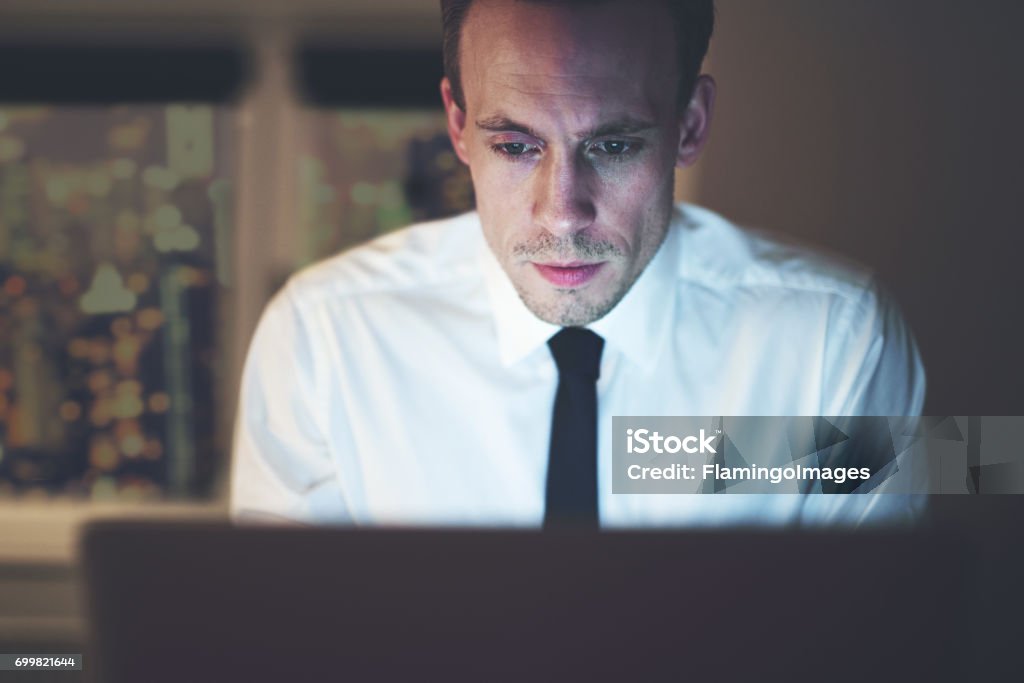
[519,288,618,327]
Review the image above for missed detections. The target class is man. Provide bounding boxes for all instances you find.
[231,0,926,527]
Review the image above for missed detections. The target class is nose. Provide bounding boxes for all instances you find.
[532,149,596,237]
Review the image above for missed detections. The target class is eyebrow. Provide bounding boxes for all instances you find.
[475,116,544,138]
[475,115,657,141]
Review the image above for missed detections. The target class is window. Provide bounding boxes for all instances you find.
[0,45,245,501]
[289,47,474,268]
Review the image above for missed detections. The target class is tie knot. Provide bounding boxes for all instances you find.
[547,327,604,379]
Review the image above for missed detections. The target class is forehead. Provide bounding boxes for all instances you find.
[460,0,678,124]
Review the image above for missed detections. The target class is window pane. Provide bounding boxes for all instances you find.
[293,108,474,268]
[0,105,234,501]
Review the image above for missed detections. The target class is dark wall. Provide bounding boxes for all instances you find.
[699,0,1024,414]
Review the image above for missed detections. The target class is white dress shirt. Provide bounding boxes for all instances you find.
[231,203,927,527]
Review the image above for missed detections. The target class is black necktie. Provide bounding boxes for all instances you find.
[544,327,604,530]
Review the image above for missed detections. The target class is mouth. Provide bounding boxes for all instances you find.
[532,262,606,288]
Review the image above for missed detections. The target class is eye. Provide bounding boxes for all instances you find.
[492,141,538,158]
[489,139,542,162]
[590,139,633,156]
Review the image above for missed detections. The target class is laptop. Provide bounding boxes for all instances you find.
[81,521,970,682]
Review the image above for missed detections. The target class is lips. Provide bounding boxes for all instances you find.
[532,262,605,287]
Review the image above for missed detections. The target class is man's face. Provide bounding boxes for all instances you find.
[443,0,697,327]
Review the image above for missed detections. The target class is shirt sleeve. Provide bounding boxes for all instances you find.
[229,285,350,524]
[802,278,929,526]
[820,277,926,417]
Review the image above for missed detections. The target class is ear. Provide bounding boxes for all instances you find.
[676,74,716,169]
[440,77,471,165]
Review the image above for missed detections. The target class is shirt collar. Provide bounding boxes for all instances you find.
[479,230,561,367]
[479,206,684,372]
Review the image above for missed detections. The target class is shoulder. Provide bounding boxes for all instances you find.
[674,202,876,308]
[672,204,923,414]
[280,211,484,310]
